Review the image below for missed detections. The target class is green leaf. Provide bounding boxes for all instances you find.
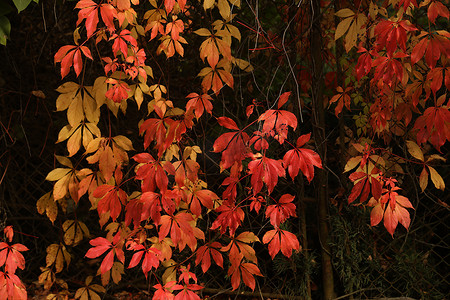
[13,0,32,13]
[0,16,11,45]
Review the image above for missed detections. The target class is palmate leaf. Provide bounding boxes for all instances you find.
[93,184,127,222]
[221,232,259,266]
[369,186,414,237]
[127,243,162,277]
[414,104,450,152]
[85,233,124,274]
[248,155,285,195]
[210,202,245,236]
[0,242,28,273]
[283,133,322,182]
[158,213,204,251]
[133,153,175,193]
[227,254,262,291]
[75,0,117,37]
[54,45,93,79]
[195,242,223,273]
[265,194,296,227]
[74,276,106,300]
[185,93,213,119]
[258,93,297,143]
[0,271,27,299]
[262,228,300,259]
[213,117,249,171]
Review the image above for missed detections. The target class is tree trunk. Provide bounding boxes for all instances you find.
[310,0,335,299]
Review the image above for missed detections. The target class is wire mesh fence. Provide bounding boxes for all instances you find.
[0,71,448,300]
[1,104,449,299]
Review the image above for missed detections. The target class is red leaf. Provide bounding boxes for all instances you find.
[94,185,127,221]
[227,258,263,291]
[414,105,450,151]
[128,244,162,277]
[213,121,249,171]
[153,282,176,300]
[249,196,265,214]
[428,1,450,24]
[217,117,239,130]
[110,30,138,57]
[195,242,223,273]
[210,203,244,236]
[258,108,297,143]
[265,194,296,226]
[54,45,93,78]
[186,93,213,119]
[283,135,322,182]
[0,243,28,273]
[85,237,111,259]
[248,155,285,195]
[277,92,291,109]
[86,233,124,274]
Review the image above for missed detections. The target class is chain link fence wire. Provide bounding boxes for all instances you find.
[1,97,448,299]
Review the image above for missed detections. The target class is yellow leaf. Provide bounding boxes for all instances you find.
[106,98,120,117]
[233,58,253,72]
[236,231,260,243]
[86,137,102,154]
[83,91,99,124]
[99,146,116,181]
[86,123,101,139]
[46,168,71,181]
[344,156,362,172]
[369,155,385,167]
[57,125,74,143]
[39,268,55,290]
[203,0,215,10]
[46,244,70,273]
[335,8,355,18]
[63,220,89,246]
[419,167,428,192]
[111,262,124,284]
[67,94,84,127]
[428,166,445,191]
[85,276,94,286]
[113,135,134,151]
[229,0,240,7]
[89,284,105,294]
[56,81,79,93]
[344,21,357,52]
[56,89,78,111]
[406,140,424,161]
[369,1,378,19]
[88,290,101,300]
[82,126,94,150]
[73,27,81,45]
[165,144,180,161]
[134,85,144,109]
[162,259,177,284]
[194,28,212,36]
[37,192,58,224]
[215,37,232,60]
[74,287,87,300]
[335,17,353,40]
[426,154,446,163]
[356,13,367,31]
[67,125,83,157]
[56,155,73,168]
[93,77,107,108]
[217,0,231,19]
[198,67,213,77]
